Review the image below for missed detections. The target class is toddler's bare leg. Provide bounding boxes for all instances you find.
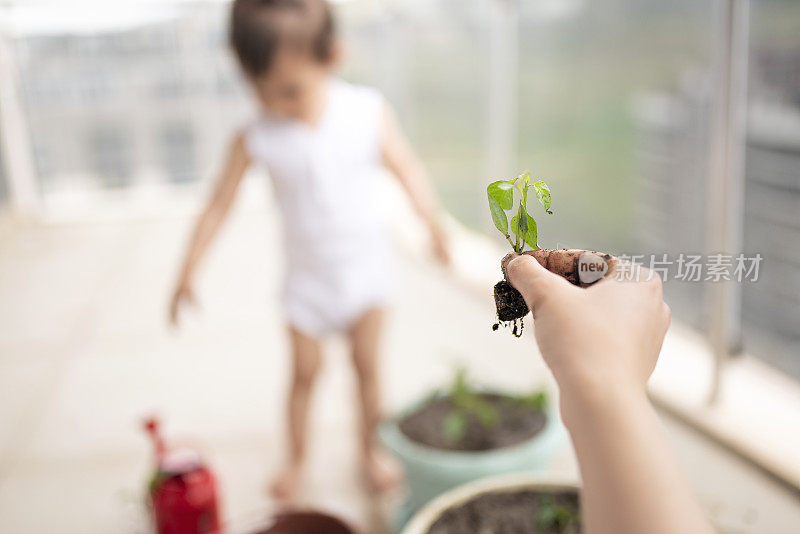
[349,308,402,491]
[270,326,322,501]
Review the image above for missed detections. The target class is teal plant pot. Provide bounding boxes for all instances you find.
[379,396,566,526]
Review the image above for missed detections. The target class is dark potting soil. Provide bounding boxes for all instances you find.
[426,489,581,534]
[399,393,546,452]
[252,511,354,534]
[493,280,528,337]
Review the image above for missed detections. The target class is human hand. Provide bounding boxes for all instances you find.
[505,255,670,420]
[168,276,198,327]
[429,222,451,266]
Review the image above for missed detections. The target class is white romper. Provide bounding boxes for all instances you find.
[245,79,393,336]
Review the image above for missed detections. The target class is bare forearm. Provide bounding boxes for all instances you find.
[505,258,708,534]
[562,383,714,534]
[178,203,226,282]
[175,132,249,284]
[394,158,439,224]
[380,102,449,264]
[380,103,441,224]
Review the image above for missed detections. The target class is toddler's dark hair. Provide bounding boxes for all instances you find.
[229,0,335,77]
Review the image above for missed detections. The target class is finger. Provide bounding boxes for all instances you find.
[662,302,671,332]
[435,244,449,265]
[637,266,664,299]
[169,298,179,326]
[505,254,570,309]
[437,240,451,264]
[185,288,199,308]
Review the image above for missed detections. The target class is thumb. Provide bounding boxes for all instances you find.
[505,254,569,309]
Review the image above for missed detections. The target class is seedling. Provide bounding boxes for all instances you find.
[507,390,548,412]
[488,172,554,337]
[487,171,553,254]
[489,172,617,337]
[441,368,548,445]
[535,494,581,533]
[442,369,498,444]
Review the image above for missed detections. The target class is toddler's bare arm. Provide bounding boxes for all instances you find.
[380,103,449,265]
[169,132,250,325]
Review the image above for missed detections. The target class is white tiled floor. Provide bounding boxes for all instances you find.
[1,191,798,533]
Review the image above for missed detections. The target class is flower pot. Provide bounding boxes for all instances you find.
[231,510,360,534]
[400,472,580,534]
[379,396,565,526]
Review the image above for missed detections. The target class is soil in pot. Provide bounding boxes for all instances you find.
[426,489,581,534]
[399,393,546,452]
[252,511,355,534]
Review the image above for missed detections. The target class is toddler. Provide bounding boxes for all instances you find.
[169,0,448,499]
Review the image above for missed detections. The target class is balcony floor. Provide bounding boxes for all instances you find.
[0,189,797,533]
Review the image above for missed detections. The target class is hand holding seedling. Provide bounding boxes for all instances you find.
[488,173,617,336]
[506,255,713,534]
[506,255,669,406]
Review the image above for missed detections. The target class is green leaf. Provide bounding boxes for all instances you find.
[487,181,514,237]
[512,172,528,199]
[519,390,548,411]
[451,367,470,404]
[533,180,553,214]
[535,494,581,532]
[488,196,509,235]
[472,397,499,427]
[517,203,528,240]
[442,411,467,444]
[487,180,514,209]
[511,213,539,251]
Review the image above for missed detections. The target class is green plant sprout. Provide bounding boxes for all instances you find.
[535,494,581,533]
[487,171,553,253]
[506,390,548,412]
[442,368,498,444]
[441,368,548,444]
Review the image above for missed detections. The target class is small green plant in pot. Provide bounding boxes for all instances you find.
[401,474,581,534]
[429,369,549,451]
[425,489,581,534]
[379,369,565,526]
[488,172,618,337]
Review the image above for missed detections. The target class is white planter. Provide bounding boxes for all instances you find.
[400,472,580,534]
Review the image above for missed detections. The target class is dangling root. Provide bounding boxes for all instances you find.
[493,316,524,338]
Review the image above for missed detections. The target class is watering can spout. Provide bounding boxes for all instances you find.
[143,415,166,460]
[142,416,222,533]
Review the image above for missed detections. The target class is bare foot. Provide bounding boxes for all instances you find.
[363,450,403,493]
[269,464,302,501]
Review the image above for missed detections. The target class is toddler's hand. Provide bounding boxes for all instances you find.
[505,255,670,419]
[429,223,451,266]
[168,277,198,327]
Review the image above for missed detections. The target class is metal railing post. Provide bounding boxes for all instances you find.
[706,0,749,404]
[0,33,39,216]
[486,0,518,181]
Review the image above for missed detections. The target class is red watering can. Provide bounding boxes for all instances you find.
[144,417,222,534]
